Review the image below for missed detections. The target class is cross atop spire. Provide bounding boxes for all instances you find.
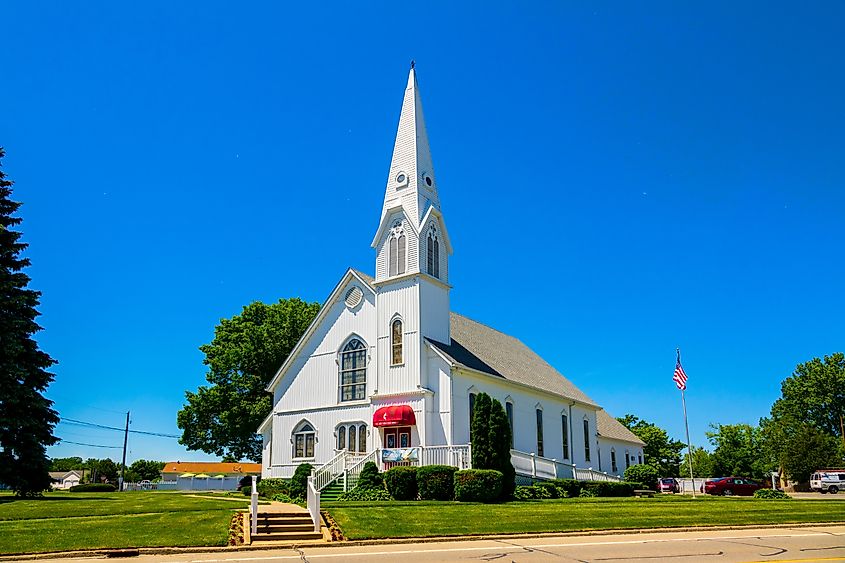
[377,65,441,228]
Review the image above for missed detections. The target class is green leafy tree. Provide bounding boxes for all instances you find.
[470,393,493,469]
[760,353,845,485]
[0,148,59,496]
[49,457,84,472]
[617,415,684,476]
[84,458,119,483]
[771,353,845,435]
[679,446,713,478]
[706,423,767,480]
[125,459,165,482]
[624,464,659,490]
[177,298,320,461]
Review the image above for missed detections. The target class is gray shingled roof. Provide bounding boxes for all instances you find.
[596,409,645,445]
[351,269,374,285]
[427,313,598,407]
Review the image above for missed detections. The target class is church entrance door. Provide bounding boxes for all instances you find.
[383,426,411,449]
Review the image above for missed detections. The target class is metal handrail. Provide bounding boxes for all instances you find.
[344,449,380,491]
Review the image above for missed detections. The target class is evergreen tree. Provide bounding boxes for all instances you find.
[470,392,492,468]
[0,148,59,496]
[488,398,516,498]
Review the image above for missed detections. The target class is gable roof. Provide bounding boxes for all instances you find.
[161,462,261,475]
[596,409,646,445]
[49,470,82,481]
[427,313,598,407]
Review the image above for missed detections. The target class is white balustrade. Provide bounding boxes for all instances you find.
[306,476,321,533]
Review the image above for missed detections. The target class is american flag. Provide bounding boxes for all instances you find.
[673,359,688,390]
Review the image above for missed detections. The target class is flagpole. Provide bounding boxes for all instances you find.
[678,348,696,498]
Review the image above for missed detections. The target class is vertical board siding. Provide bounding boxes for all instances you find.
[376,278,420,396]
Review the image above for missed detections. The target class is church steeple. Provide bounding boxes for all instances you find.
[372,65,452,285]
[379,64,441,226]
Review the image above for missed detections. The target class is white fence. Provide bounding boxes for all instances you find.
[511,450,623,482]
[122,476,244,491]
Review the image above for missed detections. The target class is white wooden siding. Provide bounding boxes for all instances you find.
[375,278,421,396]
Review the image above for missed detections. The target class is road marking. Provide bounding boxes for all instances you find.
[177,531,843,562]
[744,558,845,563]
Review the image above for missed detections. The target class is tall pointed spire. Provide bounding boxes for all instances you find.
[379,64,441,227]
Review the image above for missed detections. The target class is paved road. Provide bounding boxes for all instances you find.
[38,525,845,563]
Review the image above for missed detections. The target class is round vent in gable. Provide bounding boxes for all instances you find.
[344,286,363,309]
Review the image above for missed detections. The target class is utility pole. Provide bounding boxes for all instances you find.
[119,411,129,492]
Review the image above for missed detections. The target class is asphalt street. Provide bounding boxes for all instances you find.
[35,525,845,563]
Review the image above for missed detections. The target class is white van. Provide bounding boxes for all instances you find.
[810,470,845,494]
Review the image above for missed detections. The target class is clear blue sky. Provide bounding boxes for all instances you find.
[3,2,843,464]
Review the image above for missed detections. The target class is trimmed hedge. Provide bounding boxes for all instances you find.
[241,486,251,496]
[257,478,289,498]
[337,487,392,501]
[513,485,553,500]
[454,469,503,503]
[69,483,117,492]
[754,488,791,500]
[417,465,458,500]
[384,467,418,500]
[550,479,639,498]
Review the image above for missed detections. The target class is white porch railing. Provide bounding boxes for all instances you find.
[312,451,347,491]
[345,450,380,491]
[511,450,622,482]
[306,476,320,533]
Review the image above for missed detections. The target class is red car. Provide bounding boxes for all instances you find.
[658,478,680,493]
[704,477,763,496]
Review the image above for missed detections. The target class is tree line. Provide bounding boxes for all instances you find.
[49,457,166,483]
[619,353,845,485]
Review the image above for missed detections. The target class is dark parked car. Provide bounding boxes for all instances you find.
[658,478,680,493]
[704,477,763,496]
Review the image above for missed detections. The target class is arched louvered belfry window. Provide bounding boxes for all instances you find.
[397,234,406,274]
[388,222,406,277]
[339,339,367,401]
[391,318,403,365]
[427,226,440,279]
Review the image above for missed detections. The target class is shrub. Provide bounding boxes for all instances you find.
[69,483,116,492]
[337,487,393,501]
[289,463,313,499]
[579,488,597,498]
[454,469,503,503]
[754,488,791,500]
[513,485,552,500]
[553,479,582,498]
[535,481,560,499]
[581,481,636,497]
[257,478,289,498]
[417,465,458,500]
[384,467,418,500]
[356,462,383,491]
[272,492,305,506]
[241,486,251,496]
[624,465,659,490]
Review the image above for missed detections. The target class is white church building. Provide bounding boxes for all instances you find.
[259,66,644,488]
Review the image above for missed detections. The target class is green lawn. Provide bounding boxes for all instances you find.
[325,496,845,539]
[0,491,250,555]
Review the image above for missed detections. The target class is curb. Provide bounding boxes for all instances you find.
[2,521,844,561]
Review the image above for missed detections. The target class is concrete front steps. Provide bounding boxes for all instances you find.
[251,510,324,543]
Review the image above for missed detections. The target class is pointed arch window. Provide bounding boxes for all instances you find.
[611,449,618,473]
[583,419,591,462]
[339,339,367,402]
[505,401,514,448]
[292,422,315,459]
[536,407,544,457]
[427,226,440,279]
[561,414,569,460]
[391,318,403,365]
[388,223,406,277]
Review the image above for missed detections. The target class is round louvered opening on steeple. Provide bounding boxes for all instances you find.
[344,286,363,309]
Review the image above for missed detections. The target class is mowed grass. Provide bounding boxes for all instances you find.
[0,491,249,555]
[325,496,845,539]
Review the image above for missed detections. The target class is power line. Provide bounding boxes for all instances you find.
[60,417,180,439]
[59,439,122,449]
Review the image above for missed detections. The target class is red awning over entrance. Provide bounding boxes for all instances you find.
[373,405,416,427]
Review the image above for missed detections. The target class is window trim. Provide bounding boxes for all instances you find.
[339,337,367,403]
[561,413,569,460]
[535,406,544,457]
[505,400,514,449]
[292,421,316,460]
[583,418,591,463]
[390,317,404,366]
